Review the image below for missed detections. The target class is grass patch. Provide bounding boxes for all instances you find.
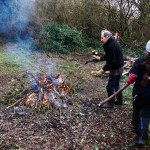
[0,46,19,76]
[121,75,133,101]
[58,61,85,94]
[123,84,133,101]
[0,87,24,105]
[58,61,80,76]
[0,46,23,105]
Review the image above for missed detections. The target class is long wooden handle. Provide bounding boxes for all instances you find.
[98,83,130,106]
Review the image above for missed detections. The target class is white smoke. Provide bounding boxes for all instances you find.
[2,0,57,76]
[0,0,35,33]
[6,39,57,76]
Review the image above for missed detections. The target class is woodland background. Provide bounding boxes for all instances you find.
[29,0,150,53]
[1,0,150,54]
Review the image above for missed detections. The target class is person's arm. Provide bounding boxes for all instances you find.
[129,58,142,74]
[127,58,142,84]
[100,55,106,61]
[128,73,137,84]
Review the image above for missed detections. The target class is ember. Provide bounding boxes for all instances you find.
[23,73,70,109]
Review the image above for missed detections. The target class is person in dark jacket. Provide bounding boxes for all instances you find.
[91,30,124,108]
[128,40,150,146]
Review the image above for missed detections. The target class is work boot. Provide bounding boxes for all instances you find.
[114,92,123,105]
[134,136,145,146]
[101,94,115,108]
[100,102,114,108]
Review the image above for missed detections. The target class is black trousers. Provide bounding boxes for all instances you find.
[106,74,121,105]
[132,95,150,140]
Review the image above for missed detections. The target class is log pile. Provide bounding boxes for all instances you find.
[123,56,137,74]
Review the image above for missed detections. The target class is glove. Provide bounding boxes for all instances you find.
[92,55,101,61]
[92,50,99,55]
[128,73,137,84]
[91,69,105,76]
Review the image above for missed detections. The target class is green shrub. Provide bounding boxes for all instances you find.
[81,35,103,53]
[38,22,85,53]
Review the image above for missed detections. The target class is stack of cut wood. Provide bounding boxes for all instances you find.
[123,56,137,75]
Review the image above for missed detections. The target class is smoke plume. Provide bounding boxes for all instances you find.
[0,0,35,36]
[1,0,56,77]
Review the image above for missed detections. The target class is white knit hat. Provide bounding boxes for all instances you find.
[146,40,150,52]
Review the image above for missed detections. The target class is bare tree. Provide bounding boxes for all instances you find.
[33,0,150,47]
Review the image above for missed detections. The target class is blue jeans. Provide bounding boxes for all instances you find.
[132,95,150,140]
[137,106,150,140]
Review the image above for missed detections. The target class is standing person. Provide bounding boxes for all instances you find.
[113,31,120,42]
[127,40,150,145]
[91,30,124,108]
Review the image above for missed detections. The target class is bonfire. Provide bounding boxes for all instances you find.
[7,73,70,110]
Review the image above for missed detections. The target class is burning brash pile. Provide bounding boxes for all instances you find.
[23,73,70,109]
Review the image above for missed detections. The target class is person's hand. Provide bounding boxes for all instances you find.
[92,50,99,55]
[92,55,101,61]
[91,69,105,76]
[128,73,137,84]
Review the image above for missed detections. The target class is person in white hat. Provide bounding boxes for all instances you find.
[146,40,150,52]
[127,40,150,145]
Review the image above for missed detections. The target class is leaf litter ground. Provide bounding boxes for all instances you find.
[0,52,149,150]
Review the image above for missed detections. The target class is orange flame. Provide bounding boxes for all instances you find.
[24,74,70,108]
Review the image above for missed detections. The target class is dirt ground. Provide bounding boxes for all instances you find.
[0,51,149,150]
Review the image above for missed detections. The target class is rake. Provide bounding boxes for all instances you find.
[98,83,130,106]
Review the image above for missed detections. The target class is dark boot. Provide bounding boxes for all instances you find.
[101,98,115,108]
[134,136,145,146]
[100,102,114,108]
[115,92,123,105]
[108,97,115,105]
